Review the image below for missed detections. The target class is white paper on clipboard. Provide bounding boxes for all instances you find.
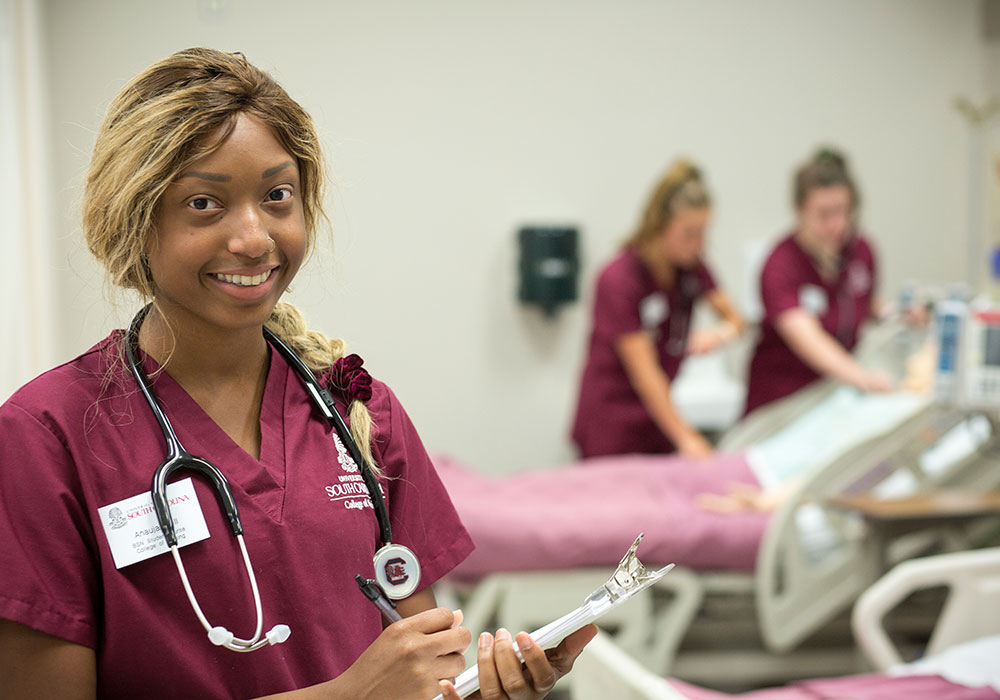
[431,533,674,700]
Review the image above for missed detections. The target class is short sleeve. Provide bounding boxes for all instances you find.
[592,259,647,340]
[760,246,804,323]
[368,383,474,592]
[0,402,100,647]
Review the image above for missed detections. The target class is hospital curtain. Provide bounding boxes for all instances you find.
[0,0,55,401]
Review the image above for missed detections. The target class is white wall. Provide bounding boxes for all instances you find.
[1,0,56,401]
[40,0,985,473]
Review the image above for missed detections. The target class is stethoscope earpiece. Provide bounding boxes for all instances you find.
[266,625,291,645]
[208,626,234,647]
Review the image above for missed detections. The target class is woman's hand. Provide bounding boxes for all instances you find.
[439,625,597,700]
[853,369,894,394]
[334,607,471,700]
[676,430,714,459]
[686,323,737,356]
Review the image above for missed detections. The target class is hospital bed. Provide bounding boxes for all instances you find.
[570,547,1000,700]
[435,319,1000,685]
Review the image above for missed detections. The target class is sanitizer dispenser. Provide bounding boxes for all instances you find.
[517,226,579,317]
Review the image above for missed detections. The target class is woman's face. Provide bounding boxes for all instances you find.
[146,113,307,335]
[796,184,853,261]
[659,207,710,268]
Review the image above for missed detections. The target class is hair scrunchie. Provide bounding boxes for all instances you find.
[329,353,373,403]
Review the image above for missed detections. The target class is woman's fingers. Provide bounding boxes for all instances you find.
[515,633,556,695]
[492,629,531,697]
[438,679,461,699]
[544,625,598,674]
[473,624,599,700]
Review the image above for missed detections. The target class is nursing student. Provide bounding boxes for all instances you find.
[571,161,745,459]
[0,48,594,700]
[744,148,893,416]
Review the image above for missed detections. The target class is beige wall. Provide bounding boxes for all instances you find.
[41,0,986,472]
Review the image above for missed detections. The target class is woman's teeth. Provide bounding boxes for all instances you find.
[213,269,273,287]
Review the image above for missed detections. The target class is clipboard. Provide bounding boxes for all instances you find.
[431,533,673,699]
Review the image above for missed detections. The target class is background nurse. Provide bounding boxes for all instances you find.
[571,160,745,459]
[744,148,893,416]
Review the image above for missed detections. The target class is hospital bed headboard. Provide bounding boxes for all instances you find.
[852,546,1000,671]
[569,631,691,700]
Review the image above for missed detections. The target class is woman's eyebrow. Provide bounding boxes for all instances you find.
[262,161,294,179]
[178,171,232,182]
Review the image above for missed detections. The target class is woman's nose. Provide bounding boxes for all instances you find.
[228,206,273,258]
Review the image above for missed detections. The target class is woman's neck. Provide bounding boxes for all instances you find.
[138,306,269,387]
[794,230,840,282]
[636,241,676,289]
[137,305,271,458]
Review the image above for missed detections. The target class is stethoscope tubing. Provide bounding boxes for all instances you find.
[123,304,396,652]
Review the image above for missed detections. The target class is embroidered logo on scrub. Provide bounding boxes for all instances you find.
[324,432,375,512]
[848,261,871,296]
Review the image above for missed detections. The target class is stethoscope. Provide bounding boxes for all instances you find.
[664,273,700,357]
[124,304,421,653]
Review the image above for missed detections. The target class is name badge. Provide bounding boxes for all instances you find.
[99,477,211,569]
[798,284,829,316]
[639,292,669,328]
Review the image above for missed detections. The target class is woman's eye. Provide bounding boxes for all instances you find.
[267,187,292,202]
[188,197,220,211]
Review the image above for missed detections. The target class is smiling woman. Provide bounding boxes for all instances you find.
[0,48,595,700]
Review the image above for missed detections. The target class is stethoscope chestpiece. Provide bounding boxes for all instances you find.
[373,543,422,600]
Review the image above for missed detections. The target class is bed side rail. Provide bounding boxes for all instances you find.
[755,404,999,653]
[851,547,1000,670]
[569,631,692,700]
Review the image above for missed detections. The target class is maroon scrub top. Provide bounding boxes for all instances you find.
[0,332,474,699]
[744,232,877,416]
[571,249,716,458]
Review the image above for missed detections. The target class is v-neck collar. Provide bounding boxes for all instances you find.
[141,344,290,523]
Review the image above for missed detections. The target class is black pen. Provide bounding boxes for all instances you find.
[355,574,402,623]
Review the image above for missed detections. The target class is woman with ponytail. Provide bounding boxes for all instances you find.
[571,160,745,460]
[744,147,891,416]
[0,49,593,700]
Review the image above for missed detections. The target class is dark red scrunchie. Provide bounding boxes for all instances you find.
[329,353,373,403]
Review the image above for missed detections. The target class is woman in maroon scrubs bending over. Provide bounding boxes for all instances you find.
[572,160,745,459]
[744,148,893,416]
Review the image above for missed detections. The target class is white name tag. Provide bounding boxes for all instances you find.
[98,477,211,569]
[639,292,669,328]
[798,284,829,316]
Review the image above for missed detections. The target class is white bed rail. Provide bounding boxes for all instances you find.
[852,547,1000,671]
[570,631,691,700]
[755,403,997,653]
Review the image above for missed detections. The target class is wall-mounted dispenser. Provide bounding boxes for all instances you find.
[517,225,580,317]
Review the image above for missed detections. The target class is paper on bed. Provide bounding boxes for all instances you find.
[745,387,929,491]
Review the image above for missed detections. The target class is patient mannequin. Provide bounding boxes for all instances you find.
[697,341,936,514]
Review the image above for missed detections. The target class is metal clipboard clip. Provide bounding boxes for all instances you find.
[435,533,673,699]
[591,532,670,604]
